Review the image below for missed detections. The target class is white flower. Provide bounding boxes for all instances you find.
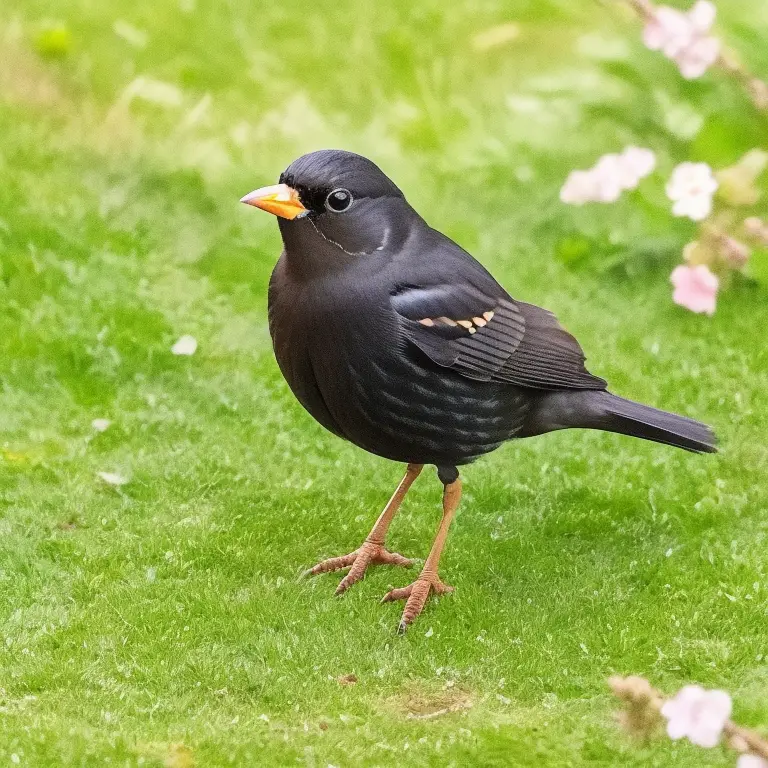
[660,685,732,748]
[666,162,718,221]
[171,334,198,356]
[97,471,129,487]
[91,418,112,433]
[675,36,720,80]
[738,756,768,768]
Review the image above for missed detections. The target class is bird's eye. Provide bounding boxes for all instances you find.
[325,188,353,213]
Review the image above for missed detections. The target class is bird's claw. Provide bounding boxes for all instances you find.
[303,541,414,595]
[381,574,454,633]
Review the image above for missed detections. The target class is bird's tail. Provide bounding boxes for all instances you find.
[592,391,717,454]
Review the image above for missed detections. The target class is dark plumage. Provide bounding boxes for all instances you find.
[241,149,716,632]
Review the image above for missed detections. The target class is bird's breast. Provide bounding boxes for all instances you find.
[270,270,528,464]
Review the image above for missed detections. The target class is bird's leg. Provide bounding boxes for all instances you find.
[303,463,423,595]
[382,469,461,633]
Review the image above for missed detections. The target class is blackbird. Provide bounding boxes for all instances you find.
[241,149,716,633]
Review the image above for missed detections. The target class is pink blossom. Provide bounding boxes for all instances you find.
[620,146,657,181]
[643,7,693,57]
[738,756,768,768]
[688,0,717,33]
[661,684,731,746]
[642,2,719,80]
[592,154,624,202]
[670,264,719,315]
[560,170,598,205]
[675,35,720,80]
[559,147,656,205]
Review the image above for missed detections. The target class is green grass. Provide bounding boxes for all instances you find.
[1,0,768,765]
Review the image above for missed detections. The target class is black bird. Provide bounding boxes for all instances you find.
[241,149,716,632]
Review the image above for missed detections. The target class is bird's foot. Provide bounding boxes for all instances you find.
[381,572,454,633]
[302,540,414,596]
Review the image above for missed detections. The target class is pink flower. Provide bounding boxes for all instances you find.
[592,154,624,202]
[666,162,718,221]
[642,1,719,80]
[738,756,768,768]
[643,6,694,57]
[560,170,598,205]
[661,684,731,746]
[559,147,656,205]
[675,35,720,80]
[620,146,657,182]
[688,0,717,34]
[670,264,719,315]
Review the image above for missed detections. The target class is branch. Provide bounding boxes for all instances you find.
[616,0,768,113]
[610,676,768,760]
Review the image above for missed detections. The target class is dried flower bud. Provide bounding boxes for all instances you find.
[683,240,715,266]
[609,675,657,704]
[748,78,768,111]
[716,150,768,206]
[609,676,664,737]
[718,236,751,267]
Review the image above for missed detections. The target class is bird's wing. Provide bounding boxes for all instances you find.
[391,283,606,390]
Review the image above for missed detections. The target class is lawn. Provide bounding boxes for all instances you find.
[1,0,767,765]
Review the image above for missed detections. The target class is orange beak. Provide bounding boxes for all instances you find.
[240,183,308,220]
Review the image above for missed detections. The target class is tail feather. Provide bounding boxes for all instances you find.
[595,392,717,454]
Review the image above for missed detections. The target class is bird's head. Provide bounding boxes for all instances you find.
[241,150,416,270]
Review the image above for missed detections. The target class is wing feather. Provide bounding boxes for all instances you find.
[392,285,606,391]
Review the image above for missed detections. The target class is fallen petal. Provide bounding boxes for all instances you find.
[171,335,198,356]
[97,471,129,487]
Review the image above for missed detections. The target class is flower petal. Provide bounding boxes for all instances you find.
[737,755,768,768]
[704,690,733,720]
[670,264,719,315]
[665,716,690,740]
[689,0,717,34]
[675,36,720,80]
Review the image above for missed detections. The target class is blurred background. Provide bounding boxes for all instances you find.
[1,1,767,765]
